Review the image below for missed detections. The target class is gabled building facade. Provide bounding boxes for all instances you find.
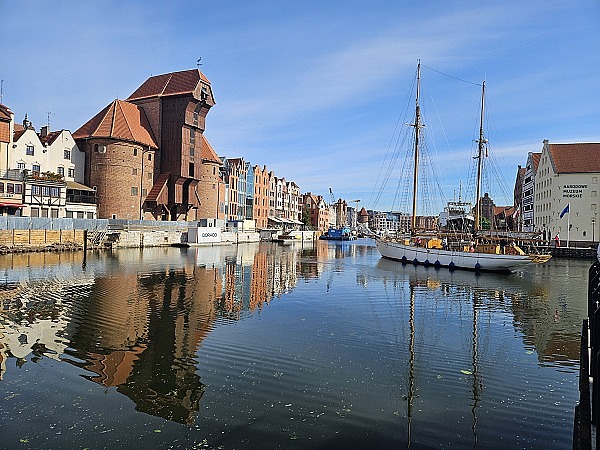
[252,165,270,230]
[534,140,600,244]
[302,192,329,231]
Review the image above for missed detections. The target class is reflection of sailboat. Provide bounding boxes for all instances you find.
[376,62,551,272]
[406,282,416,447]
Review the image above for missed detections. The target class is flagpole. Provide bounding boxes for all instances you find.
[567,210,570,248]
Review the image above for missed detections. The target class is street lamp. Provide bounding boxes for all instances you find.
[592,217,596,247]
[139,147,153,221]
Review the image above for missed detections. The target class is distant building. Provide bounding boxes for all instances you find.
[302,192,329,231]
[513,164,525,230]
[521,152,541,232]
[252,165,270,230]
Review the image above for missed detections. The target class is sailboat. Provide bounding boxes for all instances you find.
[376,62,551,273]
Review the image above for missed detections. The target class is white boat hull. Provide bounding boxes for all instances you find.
[376,238,541,273]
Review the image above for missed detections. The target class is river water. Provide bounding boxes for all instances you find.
[0,239,588,449]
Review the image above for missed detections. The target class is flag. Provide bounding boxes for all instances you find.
[559,203,570,219]
[512,206,520,219]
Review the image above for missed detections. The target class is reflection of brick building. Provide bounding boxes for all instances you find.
[64,263,222,424]
[74,69,221,221]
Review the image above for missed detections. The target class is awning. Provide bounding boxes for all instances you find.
[0,202,25,208]
[66,181,96,192]
[269,217,282,223]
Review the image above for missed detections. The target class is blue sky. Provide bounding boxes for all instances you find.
[1,1,599,213]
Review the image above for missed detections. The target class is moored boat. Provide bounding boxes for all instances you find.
[319,226,356,241]
[375,62,550,273]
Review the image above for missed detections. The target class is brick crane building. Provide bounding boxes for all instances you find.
[74,69,221,221]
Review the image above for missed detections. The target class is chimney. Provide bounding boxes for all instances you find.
[40,125,49,137]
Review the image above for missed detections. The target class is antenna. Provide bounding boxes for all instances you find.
[46,111,54,128]
[0,80,3,104]
[197,57,202,69]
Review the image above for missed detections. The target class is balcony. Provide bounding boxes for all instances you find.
[0,170,25,181]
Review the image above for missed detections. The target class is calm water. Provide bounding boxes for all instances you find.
[0,239,589,449]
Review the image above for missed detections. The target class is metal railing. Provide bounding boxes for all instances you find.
[574,260,600,449]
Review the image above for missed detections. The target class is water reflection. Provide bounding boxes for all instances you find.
[0,241,333,424]
[0,239,589,442]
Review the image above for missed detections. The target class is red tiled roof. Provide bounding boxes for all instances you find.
[494,206,514,216]
[73,99,158,148]
[0,104,12,121]
[548,143,600,173]
[127,69,211,101]
[200,135,221,164]
[39,130,62,146]
[13,128,26,142]
[531,152,541,171]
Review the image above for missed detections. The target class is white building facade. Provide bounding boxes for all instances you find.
[534,140,600,245]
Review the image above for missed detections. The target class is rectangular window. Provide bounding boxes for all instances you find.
[189,163,194,177]
[26,145,34,156]
[63,149,71,160]
[41,208,48,218]
[68,168,74,177]
[32,164,40,174]
[42,186,51,196]
[7,183,14,194]
[51,187,60,197]
[15,184,22,194]
[31,207,39,217]
[131,187,138,196]
[134,148,138,156]
[58,167,64,176]
[66,210,73,218]
[17,162,25,170]
[32,185,41,195]
[132,168,138,175]
[87,212,94,219]
[190,146,195,157]
[142,188,147,197]
[51,209,59,218]
[77,211,84,219]
[147,172,153,179]
[0,183,3,193]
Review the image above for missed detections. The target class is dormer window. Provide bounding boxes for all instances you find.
[26,145,34,156]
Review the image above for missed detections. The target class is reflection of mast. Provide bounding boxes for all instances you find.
[407,283,416,447]
[471,292,481,449]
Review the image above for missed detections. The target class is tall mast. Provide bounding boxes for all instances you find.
[411,61,422,232]
[474,81,486,233]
